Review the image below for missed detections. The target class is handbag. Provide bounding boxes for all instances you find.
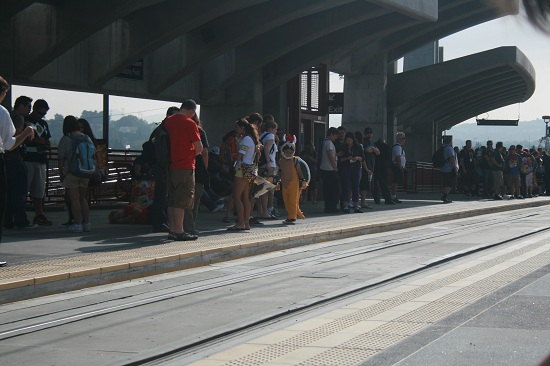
[195,154,210,186]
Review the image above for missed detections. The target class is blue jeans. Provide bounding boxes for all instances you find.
[339,165,361,204]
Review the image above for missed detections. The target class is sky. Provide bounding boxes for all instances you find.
[11,8,550,131]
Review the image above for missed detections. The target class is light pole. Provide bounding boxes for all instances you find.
[544,116,550,151]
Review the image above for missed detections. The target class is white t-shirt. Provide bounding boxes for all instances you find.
[238,135,256,164]
[320,139,336,171]
[0,105,16,153]
[391,143,406,168]
[261,132,277,168]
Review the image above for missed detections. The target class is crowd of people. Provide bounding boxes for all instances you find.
[441,137,550,202]
[1,80,550,255]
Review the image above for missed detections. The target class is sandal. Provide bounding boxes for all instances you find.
[227,225,246,231]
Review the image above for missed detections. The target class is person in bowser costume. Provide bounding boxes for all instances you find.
[277,134,307,225]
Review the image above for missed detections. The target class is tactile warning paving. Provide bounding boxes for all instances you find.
[2,198,549,299]
[193,244,550,366]
[370,321,427,336]
[298,348,378,366]
[340,332,406,350]
[224,344,299,366]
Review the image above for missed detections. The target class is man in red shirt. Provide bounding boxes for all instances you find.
[164,99,202,241]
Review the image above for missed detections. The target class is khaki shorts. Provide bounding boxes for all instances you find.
[25,161,46,198]
[168,168,195,209]
[492,170,504,188]
[63,173,89,189]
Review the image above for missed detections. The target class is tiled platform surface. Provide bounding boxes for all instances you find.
[1,194,550,304]
[186,230,550,366]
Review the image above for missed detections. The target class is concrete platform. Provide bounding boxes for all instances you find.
[1,193,550,304]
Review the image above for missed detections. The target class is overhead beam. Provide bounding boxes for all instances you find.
[369,0,438,20]
[262,14,419,93]
[14,0,165,78]
[88,0,267,88]
[149,0,355,94]
[200,2,392,99]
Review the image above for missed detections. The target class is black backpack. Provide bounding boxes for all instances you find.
[432,147,445,168]
[150,122,170,169]
[258,131,270,167]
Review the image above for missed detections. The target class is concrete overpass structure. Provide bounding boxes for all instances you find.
[0,0,534,159]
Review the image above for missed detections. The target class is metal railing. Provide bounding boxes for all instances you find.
[37,151,443,207]
[40,148,141,206]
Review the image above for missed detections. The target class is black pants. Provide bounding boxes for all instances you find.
[4,157,29,228]
[372,168,391,202]
[320,169,340,211]
[150,167,168,229]
[0,156,6,242]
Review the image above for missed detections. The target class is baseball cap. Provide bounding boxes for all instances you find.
[364,127,373,134]
[180,99,197,110]
[210,146,220,155]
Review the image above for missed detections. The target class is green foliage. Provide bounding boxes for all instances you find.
[47,110,156,149]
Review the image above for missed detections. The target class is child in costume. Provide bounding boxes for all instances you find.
[277,135,307,225]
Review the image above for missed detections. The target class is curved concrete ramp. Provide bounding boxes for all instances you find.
[388,46,535,131]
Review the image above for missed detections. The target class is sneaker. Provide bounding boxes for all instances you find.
[249,217,264,226]
[212,204,225,213]
[493,194,503,200]
[153,223,171,233]
[354,208,363,213]
[393,198,402,204]
[385,199,396,205]
[515,195,524,199]
[282,219,296,225]
[83,223,92,232]
[59,220,75,228]
[34,215,53,226]
[68,224,83,233]
[173,232,198,241]
[361,204,373,209]
[18,223,39,229]
[441,196,452,204]
[0,260,6,267]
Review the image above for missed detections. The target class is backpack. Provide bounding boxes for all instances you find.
[68,134,97,179]
[150,122,170,169]
[432,146,446,168]
[293,156,311,184]
[258,131,270,167]
[219,131,237,175]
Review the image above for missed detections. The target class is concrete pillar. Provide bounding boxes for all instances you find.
[342,55,387,139]
[200,71,264,149]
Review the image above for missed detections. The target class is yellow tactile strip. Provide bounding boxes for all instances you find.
[0,199,548,296]
[188,239,550,366]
